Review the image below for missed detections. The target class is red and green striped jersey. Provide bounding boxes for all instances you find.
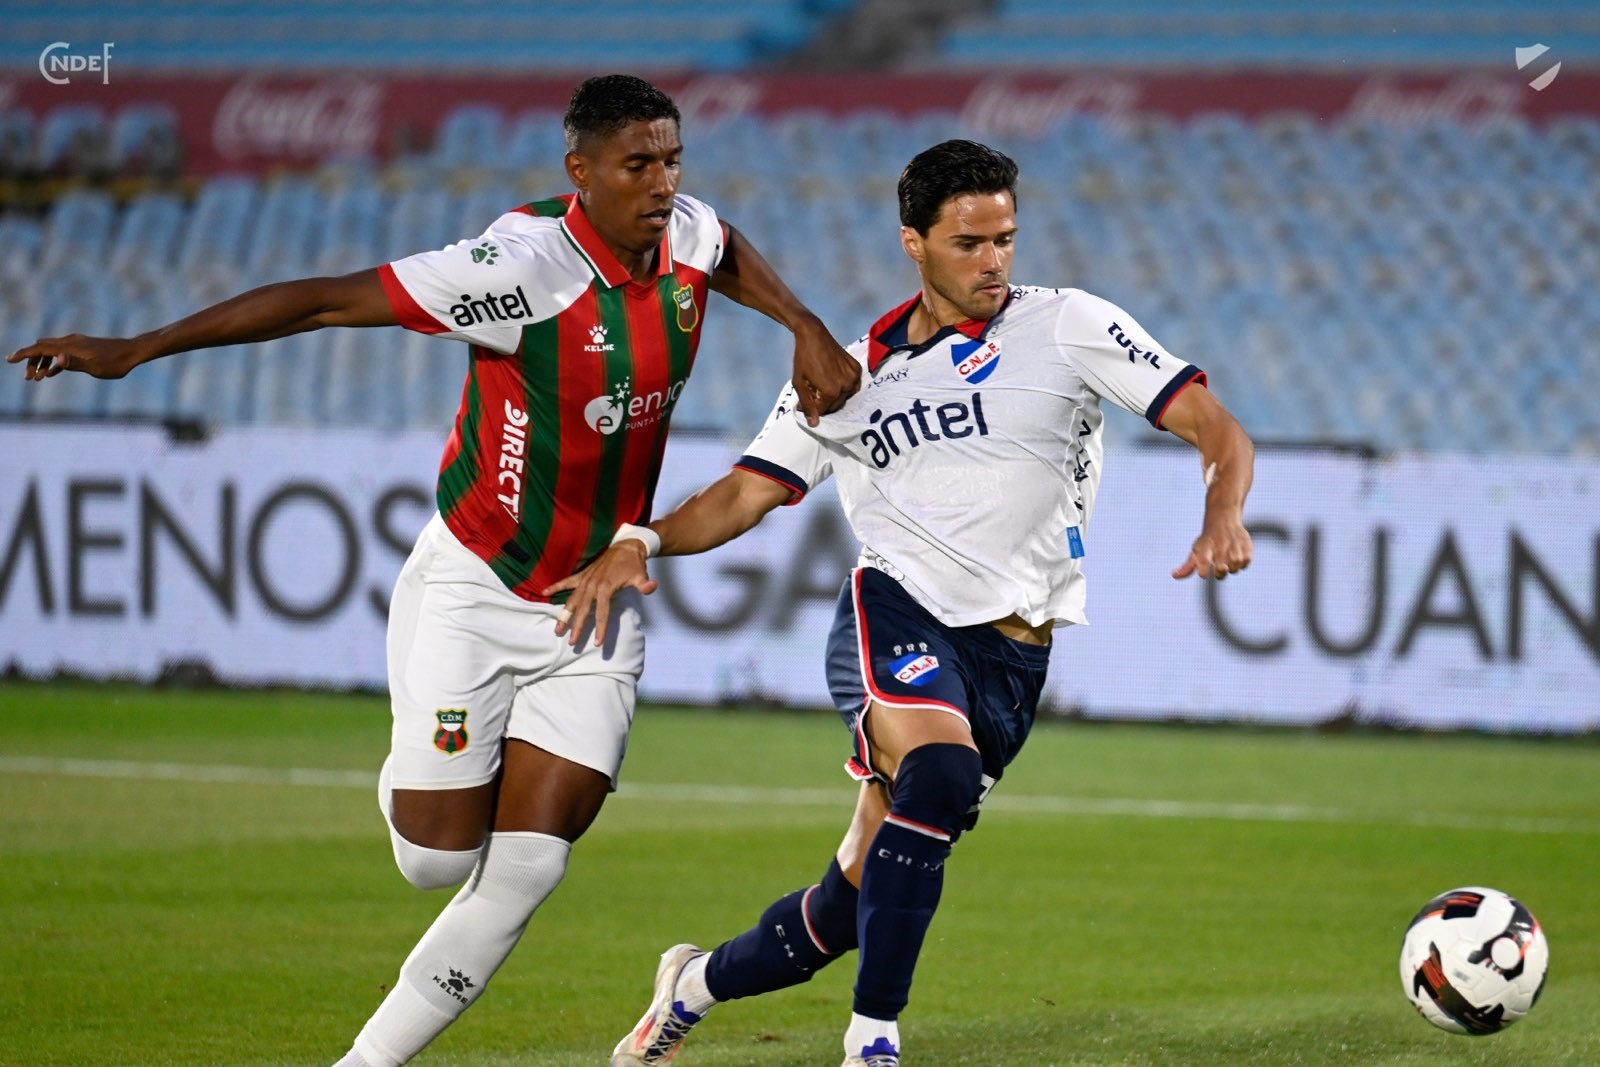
[377,192,724,601]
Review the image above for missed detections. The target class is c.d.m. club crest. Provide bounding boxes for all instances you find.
[433,709,469,755]
[672,283,699,332]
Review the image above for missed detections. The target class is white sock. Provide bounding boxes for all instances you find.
[844,1012,900,1058]
[346,831,571,1067]
[330,1050,374,1067]
[675,953,717,1016]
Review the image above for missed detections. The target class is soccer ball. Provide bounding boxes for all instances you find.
[1399,886,1549,1035]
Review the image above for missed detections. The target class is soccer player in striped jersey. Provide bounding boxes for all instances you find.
[8,75,859,1067]
[550,140,1255,1067]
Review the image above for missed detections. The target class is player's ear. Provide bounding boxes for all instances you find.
[901,226,924,265]
[565,150,588,193]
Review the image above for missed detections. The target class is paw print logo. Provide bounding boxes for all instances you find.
[445,969,474,994]
[590,324,608,346]
[470,242,499,265]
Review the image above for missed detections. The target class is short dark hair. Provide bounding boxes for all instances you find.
[897,140,1019,235]
[564,74,681,154]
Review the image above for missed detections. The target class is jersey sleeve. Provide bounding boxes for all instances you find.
[1056,292,1207,429]
[734,382,833,505]
[668,193,727,274]
[377,211,541,355]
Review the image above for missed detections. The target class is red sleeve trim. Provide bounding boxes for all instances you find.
[1151,369,1208,431]
[378,263,448,335]
[733,462,806,506]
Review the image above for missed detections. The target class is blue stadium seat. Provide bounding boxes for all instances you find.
[242,178,325,277]
[0,214,43,283]
[109,104,179,172]
[177,176,260,275]
[504,111,568,171]
[434,105,505,167]
[34,105,108,174]
[316,183,387,274]
[0,109,34,177]
[39,190,117,271]
[110,192,186,275]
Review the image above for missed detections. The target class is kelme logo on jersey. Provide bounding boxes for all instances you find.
[951,338,1001,384]
[889,653,941,687]
[583,377,689,435]
[586,324,616,353]
[471,242,499,265]
[433,709,468,755]
[672,283,699,333]
[859,393,990,469]
[448,286,532,328]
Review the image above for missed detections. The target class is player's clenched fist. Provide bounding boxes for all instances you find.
[8,334,146,381]
[1172,517,1254,580]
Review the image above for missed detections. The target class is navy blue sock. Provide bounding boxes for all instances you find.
[703,859,859,1001]
[853,743,983,1021]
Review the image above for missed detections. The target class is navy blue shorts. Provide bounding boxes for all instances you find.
[825,566,1052,806]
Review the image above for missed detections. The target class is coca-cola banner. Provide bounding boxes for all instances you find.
[2,70,1598,174]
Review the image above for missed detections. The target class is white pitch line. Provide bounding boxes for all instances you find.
[2,756,1598,836]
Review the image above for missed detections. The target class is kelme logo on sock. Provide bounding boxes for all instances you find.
[433,968,476,1003]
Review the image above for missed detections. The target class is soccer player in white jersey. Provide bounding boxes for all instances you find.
[9,76,860,1067]
[549,140,1255,1067]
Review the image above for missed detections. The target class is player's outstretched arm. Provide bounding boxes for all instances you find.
[544,468,792,647]
[710,223,860,425]
[1159,384,1255,580]
[7,268,396,382]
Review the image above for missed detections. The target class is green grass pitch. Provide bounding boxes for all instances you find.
[1,682,1597,1067]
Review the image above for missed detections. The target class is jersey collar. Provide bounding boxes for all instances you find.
[560,194,676,289]
[865,291,1009,373]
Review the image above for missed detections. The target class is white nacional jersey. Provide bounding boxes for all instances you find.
[737,286,1206,628]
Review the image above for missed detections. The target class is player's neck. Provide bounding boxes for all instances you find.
[611,246,658,285]
[590,220,660,284]
[907,290,971,345]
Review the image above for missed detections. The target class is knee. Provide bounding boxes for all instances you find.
[377,756,490,887]
[889,743,984,835]
[390,829,482,890]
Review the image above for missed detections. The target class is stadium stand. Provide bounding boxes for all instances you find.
[932,1,1600,70]
[2,104,1597,455]
[4,0,1595,72]
[0,0,857,73]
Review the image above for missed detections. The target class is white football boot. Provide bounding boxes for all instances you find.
[841,1036,900,1066]
[611,944,709,1066]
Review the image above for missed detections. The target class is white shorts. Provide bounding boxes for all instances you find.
[386,514,645,790]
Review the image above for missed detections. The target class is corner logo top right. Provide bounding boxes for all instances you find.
[1515,44,1560,91]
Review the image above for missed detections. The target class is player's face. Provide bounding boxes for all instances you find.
[567,117,683,265]
[903,191,1017,322]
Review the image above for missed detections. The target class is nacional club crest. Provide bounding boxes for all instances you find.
[433,709,469,755]
[889,653,941,687]
[672,283,699,333]
[950,338,1001,384]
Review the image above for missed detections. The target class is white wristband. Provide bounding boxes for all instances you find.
[610,522,661,559]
